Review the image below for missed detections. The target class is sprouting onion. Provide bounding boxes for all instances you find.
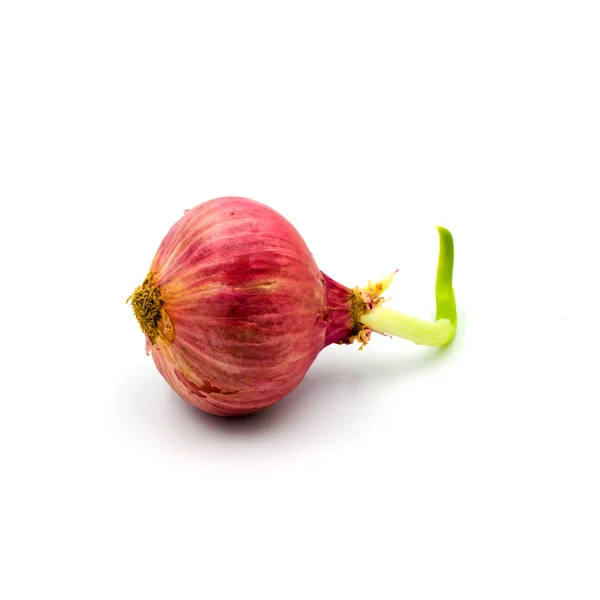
[129,197,456,416]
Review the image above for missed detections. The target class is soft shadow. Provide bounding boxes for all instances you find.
[116,334,461,459]
[164,338,459,437]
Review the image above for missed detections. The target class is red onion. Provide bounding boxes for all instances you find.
[129,197,456,416]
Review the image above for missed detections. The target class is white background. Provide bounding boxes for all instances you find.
[1,1,599,598]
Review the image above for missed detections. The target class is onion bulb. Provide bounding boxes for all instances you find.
[128,197,456,416]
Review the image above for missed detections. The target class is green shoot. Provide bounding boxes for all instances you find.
[359,226,457,346]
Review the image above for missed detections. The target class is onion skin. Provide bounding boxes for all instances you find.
[133,197,361,416]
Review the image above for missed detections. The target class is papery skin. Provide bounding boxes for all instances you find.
[143,197,358,416]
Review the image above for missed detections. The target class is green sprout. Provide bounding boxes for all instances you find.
[359,226,457,346]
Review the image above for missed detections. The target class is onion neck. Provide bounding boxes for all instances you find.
[321,273,367,346]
